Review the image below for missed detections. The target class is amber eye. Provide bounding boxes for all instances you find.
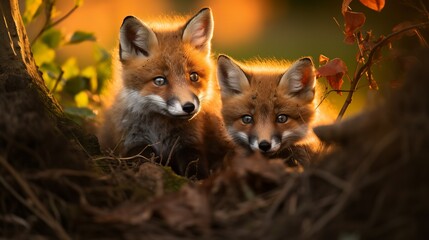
[153,76,167,86]
[276,114,288,123]
[241,115,253,124]
[190,72,199,82]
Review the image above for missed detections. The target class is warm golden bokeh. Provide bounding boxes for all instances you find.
[204,0,269,46]
[55,0,171,48]
[28,0,270,66]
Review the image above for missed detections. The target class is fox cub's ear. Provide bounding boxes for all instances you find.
[119,16,158,61]
[182,8,214,55]
[217,55,249,96]
[279,57,316,102]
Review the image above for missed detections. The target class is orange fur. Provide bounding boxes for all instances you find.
[217,55,329,166]
[98,9,231,179]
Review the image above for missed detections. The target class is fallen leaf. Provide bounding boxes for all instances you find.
[359,0,385,12]
[156,185,210,231]
[225,151,285,184]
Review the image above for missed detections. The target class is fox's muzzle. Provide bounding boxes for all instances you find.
[166,96,200,118]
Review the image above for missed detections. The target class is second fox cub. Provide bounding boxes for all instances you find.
[217,55,319,165]
[98,8,230,178]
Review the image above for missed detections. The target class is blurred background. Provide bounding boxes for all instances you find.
[20,0,422,119]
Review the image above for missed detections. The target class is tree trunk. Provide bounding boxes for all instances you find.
[0,0,99,156]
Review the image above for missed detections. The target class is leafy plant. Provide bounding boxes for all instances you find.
[23,0,111,124]
[316,0,429,120]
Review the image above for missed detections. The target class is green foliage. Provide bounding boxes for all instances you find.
[75,0,84,7]
[24,0,111,125]
[69,31,96,44]
[23,0,42,24]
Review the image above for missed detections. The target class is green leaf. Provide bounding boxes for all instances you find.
[40,62,61,90]
[40,62,60,78]
[74,91,89,107]
[32,41,55,66]
[50,5,60,19]
[63,76,88,96]
[41,28,63,48]
[94,45,112,93]
[81,66,98,92]
[94,45,111,62]
[62,58,80,79]
[75,0,84,7]
[68,31,96,44]
[23,0,42,25]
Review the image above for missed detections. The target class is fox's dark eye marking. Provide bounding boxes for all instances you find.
[276,114,289,123]
[153,76,167,86]
[190,72,199,82]
[241,115,253,124]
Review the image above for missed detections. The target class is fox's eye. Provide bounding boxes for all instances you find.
[190,72,199,82]
[276,114,289,123]
[241,115,253,124]
[153,76,167,86]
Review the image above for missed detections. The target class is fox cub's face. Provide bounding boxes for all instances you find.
[217,55,316,156]
[119,8,214,118]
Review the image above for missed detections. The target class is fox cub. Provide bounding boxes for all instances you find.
[98,8,230,178]
[217,55,319,166]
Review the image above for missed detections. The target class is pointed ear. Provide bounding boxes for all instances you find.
[279,57,316,102]
[119,16,158,61]
[182,8,213,55]
[217,55,250,97]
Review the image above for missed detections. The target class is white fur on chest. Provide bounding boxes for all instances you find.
[117,88,199,155]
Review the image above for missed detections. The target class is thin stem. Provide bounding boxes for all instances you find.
[48,5,78,29]
[336,21,429,121]
[31,5,78,45]
[50,67,64,94]
[414,29,428,47]
[315,89,355,110]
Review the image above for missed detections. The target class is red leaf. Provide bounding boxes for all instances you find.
[327,74,345,95]
[344,11,366,44]
[319,54,329,65]
[317,58,348,77]
[316,58,348,95]
[345,33,357,44]
[359,0,385,12]
[342,0,353,15]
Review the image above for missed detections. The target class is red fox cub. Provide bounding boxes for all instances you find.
[98,8,230,179]
[217,55,319,167]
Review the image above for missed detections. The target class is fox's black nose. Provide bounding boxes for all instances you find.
[182,102,195,113]
[259,141,271,152]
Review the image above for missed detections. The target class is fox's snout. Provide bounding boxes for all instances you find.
[258,140,271,152]
[249,135,281,153]
[166,95,200,117]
